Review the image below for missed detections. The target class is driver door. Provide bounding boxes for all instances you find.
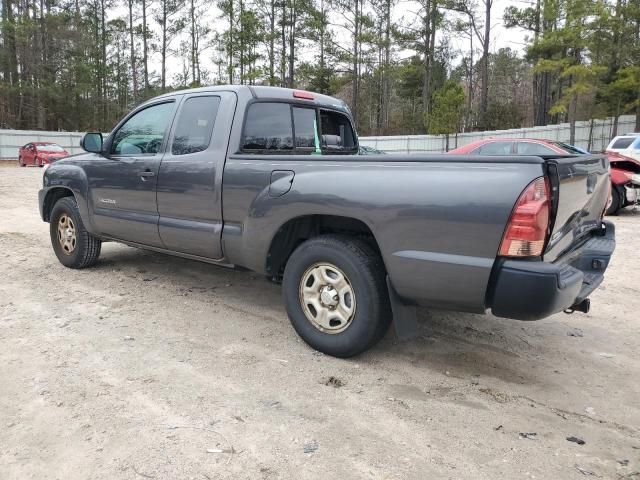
[87,99,178,247]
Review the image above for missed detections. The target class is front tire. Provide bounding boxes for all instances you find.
[50,197,102,268]
[282,235,391,357]
[18,157,25,167]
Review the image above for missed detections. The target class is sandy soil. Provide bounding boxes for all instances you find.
[1,166,639,480]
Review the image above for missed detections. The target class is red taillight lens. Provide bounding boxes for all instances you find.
[499,176,551,257]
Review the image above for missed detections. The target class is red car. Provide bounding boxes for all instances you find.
[448,138,640,215]
[18,142,70,167]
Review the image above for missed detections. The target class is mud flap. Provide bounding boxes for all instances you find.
[386,276,419,340]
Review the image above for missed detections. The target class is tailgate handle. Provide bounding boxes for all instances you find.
[586,173,597,194]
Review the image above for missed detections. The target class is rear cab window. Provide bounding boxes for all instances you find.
[241,101,357,154]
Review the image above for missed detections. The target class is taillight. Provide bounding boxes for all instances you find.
[499,176,551,257]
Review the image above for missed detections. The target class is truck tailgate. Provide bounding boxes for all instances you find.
[544,154,610,262]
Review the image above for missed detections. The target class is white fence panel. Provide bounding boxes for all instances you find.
[360,115,637,154]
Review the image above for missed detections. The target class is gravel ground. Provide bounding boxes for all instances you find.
[1,165,639,480]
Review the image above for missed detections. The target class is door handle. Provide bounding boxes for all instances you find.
[139,170,155,180]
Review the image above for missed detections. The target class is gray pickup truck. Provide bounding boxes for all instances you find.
[39,86,616,357]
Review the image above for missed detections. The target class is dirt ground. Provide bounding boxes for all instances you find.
[0,164,639,480]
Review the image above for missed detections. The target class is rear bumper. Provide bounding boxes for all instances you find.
[489,221,616,320]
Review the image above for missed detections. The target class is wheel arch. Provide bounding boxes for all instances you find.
[42,187,76,222]
[265,214,384,280]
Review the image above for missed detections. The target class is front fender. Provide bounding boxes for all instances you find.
[41,163,95,234]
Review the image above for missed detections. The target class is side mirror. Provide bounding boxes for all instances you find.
[81,132,103,153]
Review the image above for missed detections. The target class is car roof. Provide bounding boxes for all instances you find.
[150,85,351,113]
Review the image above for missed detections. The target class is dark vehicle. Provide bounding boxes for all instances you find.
[39,86,615,357]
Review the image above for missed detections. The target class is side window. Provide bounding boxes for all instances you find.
[111,102,174,155]
[474,141,513,155]
[242,103,293,151]
[516,142,556,155]
[320,110,356,150]
[171,96,221,155]
[293,107,317,149]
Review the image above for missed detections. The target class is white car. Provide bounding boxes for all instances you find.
[606,134,640,160]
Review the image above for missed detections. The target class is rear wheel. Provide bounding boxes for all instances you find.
[50,197,102,268]
[18,157,25,167]
[606,185,623,215]
[282,235,391,357]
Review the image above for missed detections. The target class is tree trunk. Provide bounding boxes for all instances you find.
[100,0,107,125]
[239,0,244,83]
[128,0,138,99]
[142,0,149,91]
[352,0,359,124]
[479,0,491,125]
[569,94,577,145]
[287,0,295,88]
[161,2,167,90]
[421,0,431,125]
[269,0,275,85]
[382,0,390,132]
[228,0,234,84]
[280,1,286,86]
[190,0,196,84]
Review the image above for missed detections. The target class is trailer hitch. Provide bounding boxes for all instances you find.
[564,298,590,315]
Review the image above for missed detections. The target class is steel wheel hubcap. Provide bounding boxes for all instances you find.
[299,263,356,334]
[57,214,77,255]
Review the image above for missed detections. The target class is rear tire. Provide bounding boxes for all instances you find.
[605,185,623,215]
[50,197,102,268]
[18,157,25,167]
[282,235,391,357]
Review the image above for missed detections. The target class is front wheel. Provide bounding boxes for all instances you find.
[18,157,25,167]
[282,235,391,357]
[50,197,102,268]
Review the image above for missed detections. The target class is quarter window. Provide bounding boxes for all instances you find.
[111,102,174,155]
[172,96,221,155]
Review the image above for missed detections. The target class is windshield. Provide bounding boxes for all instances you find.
[39,144,65,152]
